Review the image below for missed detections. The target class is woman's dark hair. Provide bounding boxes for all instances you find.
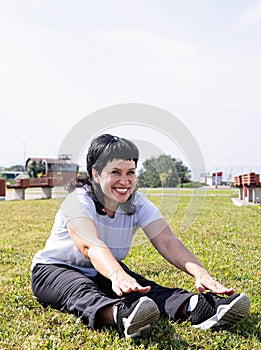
[67,134,139,215]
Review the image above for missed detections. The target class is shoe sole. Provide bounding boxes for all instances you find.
[123,296,160,338]
[193,293,250,330]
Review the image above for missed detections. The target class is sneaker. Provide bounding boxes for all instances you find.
[188,292,250,329]
[115,296,160,338]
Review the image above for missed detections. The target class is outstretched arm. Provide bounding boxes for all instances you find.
[67,217,151,296]
[144,219,234,295]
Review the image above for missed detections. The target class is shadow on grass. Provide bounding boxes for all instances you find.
[99,319,189,350]
[131,314,261,350]
[228,313,261,341]
[130,319,189,350]
[210,313,261,342]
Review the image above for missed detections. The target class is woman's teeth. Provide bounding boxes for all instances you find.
[115,188,128,194]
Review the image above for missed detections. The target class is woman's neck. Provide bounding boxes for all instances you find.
[104,197,119,218]
[104,207,116,218]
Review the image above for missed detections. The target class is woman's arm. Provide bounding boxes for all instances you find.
[67,217,151,296]
[144,219,234,295]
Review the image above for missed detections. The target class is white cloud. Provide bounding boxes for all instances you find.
[232,1,261,31]
[94,28,202,88]
[106,29,196,56]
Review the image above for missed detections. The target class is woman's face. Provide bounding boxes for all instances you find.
[92,159,137,209]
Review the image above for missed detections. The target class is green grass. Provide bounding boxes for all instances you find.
[0,191,260,349]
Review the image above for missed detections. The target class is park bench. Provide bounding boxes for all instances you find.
[234,172,261,203]
[6,178,56,200]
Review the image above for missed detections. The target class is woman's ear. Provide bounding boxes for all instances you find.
[92,169,100,183]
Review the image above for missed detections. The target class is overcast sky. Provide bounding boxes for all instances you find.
[0,0,260,177]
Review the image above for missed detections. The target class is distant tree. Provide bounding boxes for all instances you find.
[173,159,191,184]
[138,155,191,188]
[159,172,169,187]
[27,161,46,178]
[5,165,24,172]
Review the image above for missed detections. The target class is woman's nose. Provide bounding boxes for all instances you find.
[119,175,128,184]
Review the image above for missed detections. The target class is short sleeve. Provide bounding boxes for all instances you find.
[60,188,96,224]
[135,192,163,228]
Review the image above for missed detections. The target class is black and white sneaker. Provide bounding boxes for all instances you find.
[188,292,250,330]
[115,296,160,338]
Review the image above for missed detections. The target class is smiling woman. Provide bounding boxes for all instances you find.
[92,159,137,213]
[31,133,250,340]
[70,134,140,216]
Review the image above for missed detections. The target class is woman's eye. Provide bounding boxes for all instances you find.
[128,171,136,175]
[111,170,120,175]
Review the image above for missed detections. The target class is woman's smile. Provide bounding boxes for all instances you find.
[92,159,137,209]
[113,187,129,195]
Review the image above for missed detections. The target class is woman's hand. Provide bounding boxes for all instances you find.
[109,269,151,297]
[195,270,235,295]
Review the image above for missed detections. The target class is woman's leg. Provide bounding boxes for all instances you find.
[119,264,250,330]
[119,263,194,321]
[32,264,121,328]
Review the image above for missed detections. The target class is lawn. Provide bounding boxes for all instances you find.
[0,190,260,349]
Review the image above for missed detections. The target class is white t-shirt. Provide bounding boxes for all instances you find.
[32,188,162,276]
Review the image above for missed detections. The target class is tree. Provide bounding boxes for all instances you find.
[138,154,191,188]
[27,161,46,178]
[5,165,24,172]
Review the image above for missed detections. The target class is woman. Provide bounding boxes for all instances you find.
[31,134,250,339]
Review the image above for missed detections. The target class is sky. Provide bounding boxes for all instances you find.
[0,0,261,179]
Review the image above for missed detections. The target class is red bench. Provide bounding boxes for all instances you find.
[7,178,56,200]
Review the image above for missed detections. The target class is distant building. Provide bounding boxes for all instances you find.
[200,172,223,187]
[25,155,78,185]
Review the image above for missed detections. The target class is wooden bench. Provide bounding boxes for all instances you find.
[7,178,55,200]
